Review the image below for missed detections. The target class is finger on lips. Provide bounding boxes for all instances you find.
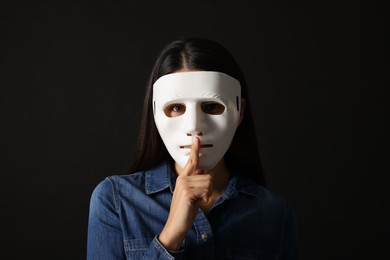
[183,137,201,176]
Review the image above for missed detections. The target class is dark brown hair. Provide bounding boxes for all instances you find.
[128,37,266,186]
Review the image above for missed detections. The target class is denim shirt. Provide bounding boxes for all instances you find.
[87,161,298,260]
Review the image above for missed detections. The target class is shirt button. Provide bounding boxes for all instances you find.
[201,233,208,241]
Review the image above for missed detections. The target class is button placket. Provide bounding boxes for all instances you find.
[193,209,213,245]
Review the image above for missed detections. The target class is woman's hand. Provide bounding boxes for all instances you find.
[158,137,213,251]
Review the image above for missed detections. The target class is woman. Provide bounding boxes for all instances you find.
[87,37,298,259]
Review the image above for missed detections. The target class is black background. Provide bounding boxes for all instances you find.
[1,0,388,259]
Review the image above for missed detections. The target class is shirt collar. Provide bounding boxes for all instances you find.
[235,174,264,197]
[145,161,173,194]
[144,160,263,198]
[223,174,262,199]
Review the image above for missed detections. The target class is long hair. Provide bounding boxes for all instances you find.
[128,37,266,186]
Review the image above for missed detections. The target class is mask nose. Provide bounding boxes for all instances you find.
[183,104,204,137]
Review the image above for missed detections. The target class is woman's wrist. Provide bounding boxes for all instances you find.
[158,228,185,251]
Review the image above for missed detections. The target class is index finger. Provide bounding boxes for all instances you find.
[181,137,200,176]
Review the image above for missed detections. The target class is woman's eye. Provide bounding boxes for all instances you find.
[172,106,182,112]
[201,102,225,115]
[164,104,186,117]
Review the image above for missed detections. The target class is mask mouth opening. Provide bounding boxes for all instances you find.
[179,144,213,149]
[187,132,204,136]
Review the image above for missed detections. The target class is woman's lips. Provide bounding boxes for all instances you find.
[179,144,213,149]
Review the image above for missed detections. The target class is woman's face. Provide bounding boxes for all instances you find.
[153,71,241,170]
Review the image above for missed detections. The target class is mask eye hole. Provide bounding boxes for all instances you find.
[201,101,225,115]
[164,103,186,117]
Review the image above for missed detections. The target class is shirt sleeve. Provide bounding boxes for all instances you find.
[87,179,125,260]
[142,235,185,260]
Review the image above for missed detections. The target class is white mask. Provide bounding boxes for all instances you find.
[153,71,241,170]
